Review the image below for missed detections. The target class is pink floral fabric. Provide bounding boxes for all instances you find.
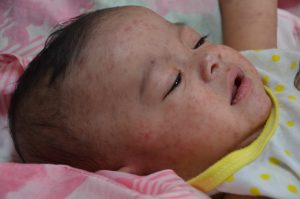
[0,163,210,199]
[278,0,300,17]
[0,54,27,116]
[0,54,28,162]
[0,0,94,58]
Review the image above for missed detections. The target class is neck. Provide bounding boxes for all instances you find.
[238,127,262,149]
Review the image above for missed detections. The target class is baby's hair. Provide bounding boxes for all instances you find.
[8,7,119,171]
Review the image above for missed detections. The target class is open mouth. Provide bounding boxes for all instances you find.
[231,75,243,105]
[229,69,253,106]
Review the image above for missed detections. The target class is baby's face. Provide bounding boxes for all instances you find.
[80,6,271,179]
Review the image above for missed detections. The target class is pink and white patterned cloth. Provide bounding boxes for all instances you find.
[0,163,209,199]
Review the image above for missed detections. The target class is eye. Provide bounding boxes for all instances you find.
[193,35,208,49]
[164,71,182,99]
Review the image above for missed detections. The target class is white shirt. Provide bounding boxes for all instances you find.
[189,49,300,198]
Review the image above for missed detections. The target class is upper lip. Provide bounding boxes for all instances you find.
[228,67,245,105]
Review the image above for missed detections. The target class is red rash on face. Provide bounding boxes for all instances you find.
[123,25,133,32]
[80,6,272,179]
[143,132,151,140]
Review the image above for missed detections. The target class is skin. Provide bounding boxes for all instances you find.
[66,6,272,197]
[220,0,277,51]
[217,1,277,198]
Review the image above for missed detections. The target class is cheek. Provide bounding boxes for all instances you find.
[235,54,259,75]
[223,49,257,73]
[181,92,237,139]
[169,94,217,135]
[245,63,260,76]
[166,101,232,161]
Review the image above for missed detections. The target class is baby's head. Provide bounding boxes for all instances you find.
[9,6,271,179]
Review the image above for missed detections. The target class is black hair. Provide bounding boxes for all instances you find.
[8,8,115,166]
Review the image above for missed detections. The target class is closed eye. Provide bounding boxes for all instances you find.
[193,35,208,49]
[163,71,182,99]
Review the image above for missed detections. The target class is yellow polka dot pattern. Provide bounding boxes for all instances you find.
[274,84,285,92]
[290,60,297,70]
[269,157,281,165]
[288,184,298,194]
[250,187,261,196]
[287,120,295,127]
[216,50,300,198]
[260,173,270,181]
[288,95,297,101]
[284,149,292,156]
[272,54,281,62]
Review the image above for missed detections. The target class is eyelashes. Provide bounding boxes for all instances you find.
[163,71,182,99]
[163,34,208,99]
[193,35,208,49]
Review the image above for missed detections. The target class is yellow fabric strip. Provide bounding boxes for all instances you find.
[188,87,279,193]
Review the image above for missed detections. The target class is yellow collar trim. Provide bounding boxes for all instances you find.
[188,87,279,192]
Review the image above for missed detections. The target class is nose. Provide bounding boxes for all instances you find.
[197,48,221,82]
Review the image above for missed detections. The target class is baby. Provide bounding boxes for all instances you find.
[8,1,300,199]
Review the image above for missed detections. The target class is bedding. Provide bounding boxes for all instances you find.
[0,163,209,199]
[1,0,300,198]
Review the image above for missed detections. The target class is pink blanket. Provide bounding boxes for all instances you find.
[1,163,209,199]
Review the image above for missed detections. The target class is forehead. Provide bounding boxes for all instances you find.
[110,6,169,30]
[83,6,176,71]
[92,7,171,46]
[74,8,169,83]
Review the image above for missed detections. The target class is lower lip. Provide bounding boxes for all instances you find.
[231,77,252,105]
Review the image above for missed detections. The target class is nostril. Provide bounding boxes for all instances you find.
[235,76,242,87]
[211,63,218,74]
[200,53,220,82]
